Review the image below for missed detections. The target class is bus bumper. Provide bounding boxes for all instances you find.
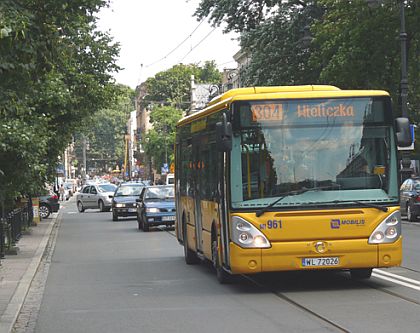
[229,237,402,274]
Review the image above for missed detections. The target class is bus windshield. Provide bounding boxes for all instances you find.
[230,97,399,209]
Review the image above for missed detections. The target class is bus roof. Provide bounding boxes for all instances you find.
[177,85,390,127]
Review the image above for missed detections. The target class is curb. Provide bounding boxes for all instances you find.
[0,213,61,333]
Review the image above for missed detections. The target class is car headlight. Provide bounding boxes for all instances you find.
[146,207,160,213]
[368,211,401,244]
[115,203,125,208]
[231,216,271,248]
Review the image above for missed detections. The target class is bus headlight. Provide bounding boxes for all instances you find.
[231,216,271,248]
[368,211,401,244]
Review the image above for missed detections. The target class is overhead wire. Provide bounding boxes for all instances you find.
[217,60,236,67]
[144,18,206,68]
[178,27,217,63]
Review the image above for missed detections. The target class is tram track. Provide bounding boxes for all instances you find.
[165,227,419,328]
[242,274,351,333]
[363,279,420,306]
[364,269,420,306]
[164,228,350,332]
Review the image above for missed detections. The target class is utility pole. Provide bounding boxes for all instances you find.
[82,135,87,183]
[164,124,168,167]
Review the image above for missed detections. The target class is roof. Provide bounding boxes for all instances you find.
[177,85,390,127]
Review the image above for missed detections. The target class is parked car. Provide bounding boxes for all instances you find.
[112,182,146,221]
[400,177,420,221]
[136,185,175,231]
[39,192,60,219]
[76,183,117,212]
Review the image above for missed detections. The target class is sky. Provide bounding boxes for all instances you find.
[97,0,240,89]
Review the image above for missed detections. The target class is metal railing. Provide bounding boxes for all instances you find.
[0,201,33,260]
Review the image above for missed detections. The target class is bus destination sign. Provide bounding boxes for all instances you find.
[251,104,283,122]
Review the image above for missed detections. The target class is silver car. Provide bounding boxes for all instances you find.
[76,183,117,212]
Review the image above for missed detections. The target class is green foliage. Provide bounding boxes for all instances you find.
[311,1,400,97]
[195,0,420,155]
[144,62,222,112]
[78,84,135,171]
[194,0,284,33]
[143,106,183,170]
[141,62,221,172]
[0,0,119,207]
[240,2,323,86]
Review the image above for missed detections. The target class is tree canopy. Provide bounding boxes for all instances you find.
[75,84,135,174]
[143,61,222,112]
[194,0,420,126]
[0,0,120,206]
[141,62,222,172]
[143,106,183,171]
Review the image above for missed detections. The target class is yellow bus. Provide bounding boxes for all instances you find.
[175,85,411,283]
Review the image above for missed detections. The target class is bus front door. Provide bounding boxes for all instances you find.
[193,142,204,253]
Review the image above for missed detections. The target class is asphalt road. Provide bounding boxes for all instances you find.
[30,200,420,333]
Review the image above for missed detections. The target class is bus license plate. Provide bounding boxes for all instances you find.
[162,216,175,221]
[302,257,339,267]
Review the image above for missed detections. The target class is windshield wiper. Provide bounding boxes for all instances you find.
[255,185,340,217]
[301,200,389,212]
[333,200,388,212]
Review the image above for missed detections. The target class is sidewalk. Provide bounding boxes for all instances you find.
[0,214,59,333]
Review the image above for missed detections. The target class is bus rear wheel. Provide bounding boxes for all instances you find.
[350,268,372,280]
[183,221,199,264]
[212,236,232,284]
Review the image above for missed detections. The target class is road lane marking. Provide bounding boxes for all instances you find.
[375,269,420,286]
[372,270,420,291]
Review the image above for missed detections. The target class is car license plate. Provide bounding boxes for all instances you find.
[128,208,136,212]
[162,216,175,221]
[301,257,339,267]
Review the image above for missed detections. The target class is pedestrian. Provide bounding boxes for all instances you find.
[53,183,59,198]
[59,184,65,201]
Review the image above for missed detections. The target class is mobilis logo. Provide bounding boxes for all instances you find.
[331,219,365,229]
[331,219,340,229]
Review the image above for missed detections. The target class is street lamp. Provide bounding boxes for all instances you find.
[366,0,408,118]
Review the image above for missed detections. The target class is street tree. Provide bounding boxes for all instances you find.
[76,85,135,173]
[143,62,222,112]
[141,62,222,173]
[0,0,119,207]
[312,0,420,121]
[194,0,420,139]
[143,106,183,171]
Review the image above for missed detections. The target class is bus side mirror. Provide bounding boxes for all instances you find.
[395,117,412,147]
[216,114,232,152]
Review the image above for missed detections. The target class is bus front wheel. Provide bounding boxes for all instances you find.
[350,268,372,280]
[211,234,232,284]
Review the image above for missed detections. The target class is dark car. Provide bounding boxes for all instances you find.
[39,192,60,219]
[111,182,146,221]
[136,185,175,231]
[400,177,420,221]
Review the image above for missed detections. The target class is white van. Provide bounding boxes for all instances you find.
[166,173,175,185]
